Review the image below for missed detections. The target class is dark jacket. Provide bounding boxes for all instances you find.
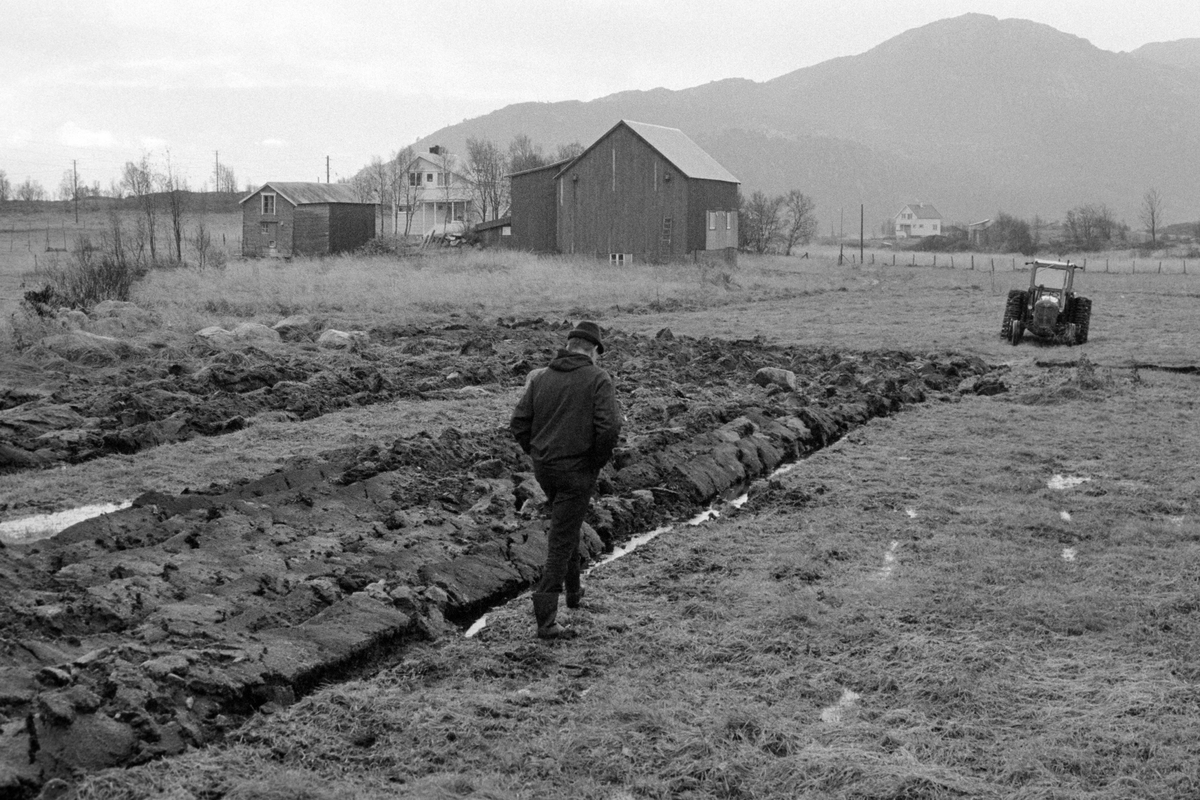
[510,350,621,473]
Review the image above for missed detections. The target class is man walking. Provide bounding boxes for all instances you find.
[511,321,622,640]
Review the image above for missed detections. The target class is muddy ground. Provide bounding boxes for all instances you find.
[0,314,999,795]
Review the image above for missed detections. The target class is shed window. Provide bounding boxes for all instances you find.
[501,226,511,236]
[708,212,716,231]
[427,173,434,183]
[260,223,269,235]
[726,212,732,231]
[262,193,276,215]
[409,173,422,186]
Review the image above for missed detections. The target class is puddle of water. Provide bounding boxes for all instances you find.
[1060,510,1072,522]
[1048,474,1090,491]
[1061,547,1077,562]
[820,688,860,724]
[464,615,488,638]
[0,502,133,543]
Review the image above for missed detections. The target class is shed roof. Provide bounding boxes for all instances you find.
[474,216,511,232]
[239,182,368,206]
[557,120,739,184]
[899,203,942,219]
[508,158,573,179]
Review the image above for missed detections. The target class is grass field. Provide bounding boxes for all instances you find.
[3,232,1199,799]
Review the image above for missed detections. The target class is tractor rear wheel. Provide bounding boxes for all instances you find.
[1072,297,1092,344]
[1002,290,1026,339]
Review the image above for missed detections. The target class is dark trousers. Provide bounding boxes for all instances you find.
[532,465,597,595]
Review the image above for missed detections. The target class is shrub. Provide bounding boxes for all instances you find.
[42,234,147,309]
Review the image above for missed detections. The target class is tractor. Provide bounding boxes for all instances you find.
[1001,259,1092,345]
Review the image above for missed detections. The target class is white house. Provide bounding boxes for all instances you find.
[400,147,475,236]
[894,204,943,238]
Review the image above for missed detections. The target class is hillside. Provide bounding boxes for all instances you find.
[411,14,1200,232]
[1131,38,1200,73]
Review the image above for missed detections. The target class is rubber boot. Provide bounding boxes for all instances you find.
[532,592,576,640]
[565,555,584,609]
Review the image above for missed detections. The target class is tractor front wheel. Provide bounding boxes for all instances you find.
[1072,297,1092,344]
[1011,320,1024,345]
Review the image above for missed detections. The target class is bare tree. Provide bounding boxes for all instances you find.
[163,154,188,263]
[339,172,374,203]
[555,142,585,162]
[0,170,9,201]
[370,155,389,234]
[15,178,47,201]
[1064,204,1118,251]
[508,134,546,173]
[782,190,817,256]
[57,170,77,202]
[393,146,418,236]
[464,137,509,223]
[123,154,160,263]
[214,164,238,193]
[741,191,785,253]
[1140,187,1164,249]
[430,148,459,234]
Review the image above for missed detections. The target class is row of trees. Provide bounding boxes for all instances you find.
[739,190,818,255]
[0,162,239,205]
[0,171,50,202]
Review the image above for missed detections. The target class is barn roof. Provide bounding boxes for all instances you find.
[239,182,368,206]
[556,120,739,184]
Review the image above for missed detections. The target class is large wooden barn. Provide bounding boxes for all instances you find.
[240,183,375,257]
[521,120,739,264]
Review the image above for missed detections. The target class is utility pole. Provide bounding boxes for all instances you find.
[326,156,330,184]
[214,151,219,193]
[860,204,864,263]
[72,160,78,223]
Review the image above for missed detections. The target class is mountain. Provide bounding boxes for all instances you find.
[412,14,1200,231]
[1131,39,1200,73]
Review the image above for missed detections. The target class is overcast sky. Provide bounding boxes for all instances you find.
[4,0,1199,194]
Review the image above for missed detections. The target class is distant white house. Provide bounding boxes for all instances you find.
[400,147,475,236]
[894,204,943,238]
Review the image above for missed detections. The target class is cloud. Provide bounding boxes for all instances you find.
[58,122,119,148]
[140,136,168,151]
[261,138,288,147]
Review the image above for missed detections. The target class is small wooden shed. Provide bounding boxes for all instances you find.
[240,182,376,257]
[552,120,740,264]
[474,216,512,248]
[508,159,571,253]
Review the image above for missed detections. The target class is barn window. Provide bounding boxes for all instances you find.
[708,212,716,231]
[726,212,732,230]
[260,223,269,235]
[501,226,511,236]
[261,193,276,215]
[609,253,632,264]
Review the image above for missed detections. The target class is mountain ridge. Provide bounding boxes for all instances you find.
[412,14,1200,231]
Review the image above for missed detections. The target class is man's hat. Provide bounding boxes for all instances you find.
[567,320,605,354]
